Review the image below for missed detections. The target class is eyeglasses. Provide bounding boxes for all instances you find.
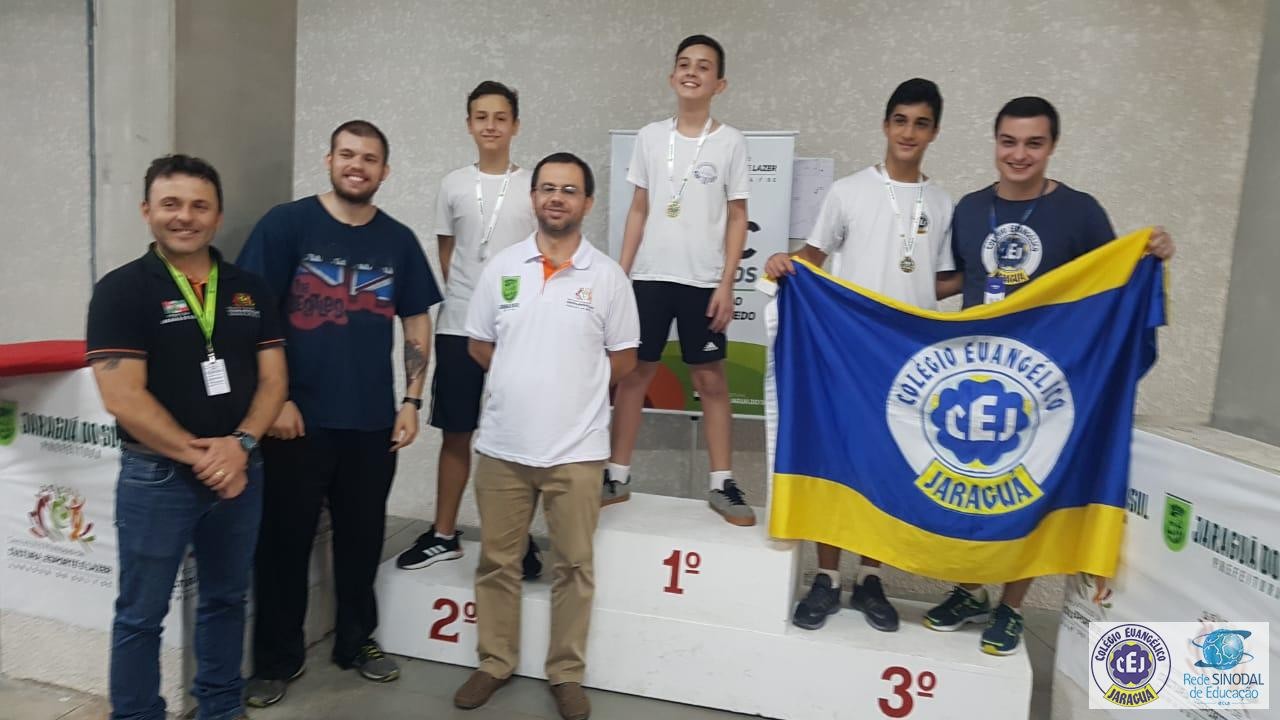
[535,184,581,197]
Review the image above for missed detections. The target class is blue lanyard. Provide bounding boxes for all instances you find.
[988,179,1049,238]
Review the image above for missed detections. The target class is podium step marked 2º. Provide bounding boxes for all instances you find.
[376,493,1031,719]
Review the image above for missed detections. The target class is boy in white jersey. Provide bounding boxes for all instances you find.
[765,79,954,632]
[396,81,540,574]
[607,35,754,526]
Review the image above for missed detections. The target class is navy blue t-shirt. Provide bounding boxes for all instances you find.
[952,182,1116,308]
[237,196,442,431]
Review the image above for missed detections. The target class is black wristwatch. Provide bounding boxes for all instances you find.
[231,430,259,453]
[402,396,423,410]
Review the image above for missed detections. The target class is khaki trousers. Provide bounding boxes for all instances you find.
[474,454,603,684]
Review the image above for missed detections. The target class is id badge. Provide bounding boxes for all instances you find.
[202,357,231,396]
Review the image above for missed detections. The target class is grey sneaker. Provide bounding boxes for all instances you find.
[708,479,756,526]
[244,664,305,707]
[351,640,399,682]
[601,469,630,506]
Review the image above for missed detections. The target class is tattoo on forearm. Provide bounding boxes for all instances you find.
[94,358,122,371]
[404,340,428,382]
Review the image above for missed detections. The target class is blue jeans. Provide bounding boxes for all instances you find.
[109,449,263,720]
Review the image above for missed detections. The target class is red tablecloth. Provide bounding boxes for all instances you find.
[0,341,87,377]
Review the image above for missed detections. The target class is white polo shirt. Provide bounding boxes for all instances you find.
[433,165,537,336]
[466,234,640,467]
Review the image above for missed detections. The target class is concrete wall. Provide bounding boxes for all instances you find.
[0,0,296,345]
[0,0,91,343]
[1213,1,1280,447]
[292,0,1266,608]
[175,0,297,262]
[92,0,175,279]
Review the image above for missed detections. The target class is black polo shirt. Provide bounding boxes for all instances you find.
[85,245,285,444]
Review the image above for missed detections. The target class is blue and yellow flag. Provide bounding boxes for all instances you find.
[769,229,1165,583]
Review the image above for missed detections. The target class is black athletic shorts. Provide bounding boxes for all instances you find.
[428,333,485,433]
[633,280,727,365]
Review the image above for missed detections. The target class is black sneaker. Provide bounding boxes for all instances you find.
[791,573,841,630]
[849,575,900,632]
[522,535,543,580]
[923,585,992,631]
[396,525,462,570]
[244,664,305,707]
[348,639,399,682]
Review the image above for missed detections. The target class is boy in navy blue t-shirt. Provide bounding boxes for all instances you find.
[237,120,441,705]
[929,97,1174,657]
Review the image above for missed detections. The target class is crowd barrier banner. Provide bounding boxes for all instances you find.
[1,367,122,626]
[608,130,795,417]
[1056,430,1279,716]
[1,362,194,710]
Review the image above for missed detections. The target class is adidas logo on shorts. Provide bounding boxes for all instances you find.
[703,341,719,352]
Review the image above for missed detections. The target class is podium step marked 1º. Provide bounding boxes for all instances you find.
[376,493,1031,719]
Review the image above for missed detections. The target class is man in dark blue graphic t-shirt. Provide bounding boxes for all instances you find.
[237,120,441,706]
[930,97,1174,658]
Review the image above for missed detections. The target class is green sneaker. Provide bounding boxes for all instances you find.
[350,640,400,682]
[923,585,991,631]
[980,603,1024,656]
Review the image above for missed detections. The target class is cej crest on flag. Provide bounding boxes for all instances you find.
[886,335,1075,515]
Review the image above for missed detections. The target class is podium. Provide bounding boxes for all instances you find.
[376,493,1031,718]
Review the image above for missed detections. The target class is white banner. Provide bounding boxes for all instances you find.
[1,368,122,629]
[1056,430,1280,718]
[607,130,795,416]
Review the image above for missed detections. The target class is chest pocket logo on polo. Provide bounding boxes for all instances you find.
[227,293,261,319]
[160,299,195,325]
[499,275,521,310]
[565,287,593,311]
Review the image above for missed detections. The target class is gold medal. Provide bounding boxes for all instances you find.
[666,200,681,218]
[899,256,915,273]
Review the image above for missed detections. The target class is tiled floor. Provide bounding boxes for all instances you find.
[0,604,1062,719]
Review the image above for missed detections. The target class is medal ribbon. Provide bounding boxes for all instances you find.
[666,116,714,212]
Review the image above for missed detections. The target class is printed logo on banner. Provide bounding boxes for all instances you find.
[0,399,16,446]
[887,335,1075,516]
[1090,623,1172,708]
[1164,493,1192,552]
[1090,621,1270,710]
[28,486,96,547]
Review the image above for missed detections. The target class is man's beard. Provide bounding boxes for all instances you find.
[537,217,579,237]
[331,174,378,205]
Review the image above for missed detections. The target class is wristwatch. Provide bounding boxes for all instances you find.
[231,430,259,453]
[402,396,423,410]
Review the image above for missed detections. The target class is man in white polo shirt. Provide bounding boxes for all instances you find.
[452,152,639,720]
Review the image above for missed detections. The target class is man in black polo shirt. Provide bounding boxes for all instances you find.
[86,154,287,720]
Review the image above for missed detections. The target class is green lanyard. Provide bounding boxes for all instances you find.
[156,248,219,357]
